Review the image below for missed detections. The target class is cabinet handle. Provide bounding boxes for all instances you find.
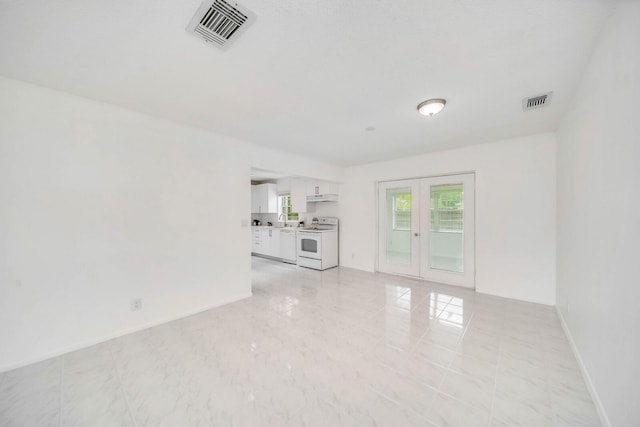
[414,232,420,237]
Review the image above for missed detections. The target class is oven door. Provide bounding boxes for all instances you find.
[298,232,322,260]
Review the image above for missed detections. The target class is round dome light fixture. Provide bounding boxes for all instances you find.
[417,98,446,117]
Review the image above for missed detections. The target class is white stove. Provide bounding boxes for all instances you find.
[298,228,334,233]
[297,217,338,270]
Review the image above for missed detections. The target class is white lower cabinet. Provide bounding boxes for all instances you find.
[252,229,262,253]
[252,228,281,258]
[265,228,281,258]
[252,228,296,263]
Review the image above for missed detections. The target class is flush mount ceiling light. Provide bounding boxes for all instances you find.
[417,98,446,117]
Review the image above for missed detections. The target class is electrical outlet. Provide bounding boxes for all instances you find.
[352,252,355,259]
[567,303,571,314]
[131,298,142,311]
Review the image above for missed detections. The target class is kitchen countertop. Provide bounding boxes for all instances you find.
[251,226,301,229]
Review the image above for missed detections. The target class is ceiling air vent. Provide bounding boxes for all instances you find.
[186,0,254,49]
[523,92,553,111]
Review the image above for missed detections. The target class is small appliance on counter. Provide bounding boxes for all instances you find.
[252,219,262,226]
[267,222,273,226]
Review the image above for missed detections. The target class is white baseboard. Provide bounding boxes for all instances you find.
[476,288,555,306]
[0,292,252,374]
[555,307,611,427]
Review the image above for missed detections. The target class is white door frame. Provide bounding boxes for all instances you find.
[376,172,475,289]
[419,173,475,288]
[377,179,421,277]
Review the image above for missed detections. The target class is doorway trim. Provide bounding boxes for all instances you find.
[375,171,476,289]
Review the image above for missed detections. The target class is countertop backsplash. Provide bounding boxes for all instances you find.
[251,213,303,227]
[252,203,339,227]
[252,213,279,226]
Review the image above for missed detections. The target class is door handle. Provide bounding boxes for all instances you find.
[414,232,420,237]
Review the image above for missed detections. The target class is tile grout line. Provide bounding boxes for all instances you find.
[13,261,595,426]
[58,356,64,427]
[187,336,216,427]
[444,306,501,425]
[375,388,437,425]
[543,339,560,427]
[420,304,470,426]
[108,343,139,427]
[487,338,502,426]
[156,326,216,427]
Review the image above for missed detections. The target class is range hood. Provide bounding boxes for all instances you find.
[306,194,338,203]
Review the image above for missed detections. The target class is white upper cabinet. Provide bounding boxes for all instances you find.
[307,180,339,196]
[290,178,309,213]
[251,183,278,213]
[290,178,340,212]
[265,184,278,212]
[251,185,259,213]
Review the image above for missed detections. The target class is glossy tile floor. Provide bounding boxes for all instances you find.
[0,258,601,426]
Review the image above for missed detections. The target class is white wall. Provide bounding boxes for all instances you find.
[556,3,640,426]
[339,133,557,305]
[0,76,341,371]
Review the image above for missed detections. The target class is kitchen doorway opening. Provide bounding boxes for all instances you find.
[377,173,475,289]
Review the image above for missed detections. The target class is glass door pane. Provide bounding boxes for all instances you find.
[378,180,421,277]
[386,188,412,265]
[420,173,475,288]
[430,184,464,272]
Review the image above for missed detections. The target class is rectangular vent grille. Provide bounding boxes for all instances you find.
[523,92,553,111]
[187,0,253,49]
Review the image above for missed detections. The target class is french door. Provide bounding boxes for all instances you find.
[378,173,475,288]
[378,180,421,276]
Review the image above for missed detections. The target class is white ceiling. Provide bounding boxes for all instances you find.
[0,0,615,166]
